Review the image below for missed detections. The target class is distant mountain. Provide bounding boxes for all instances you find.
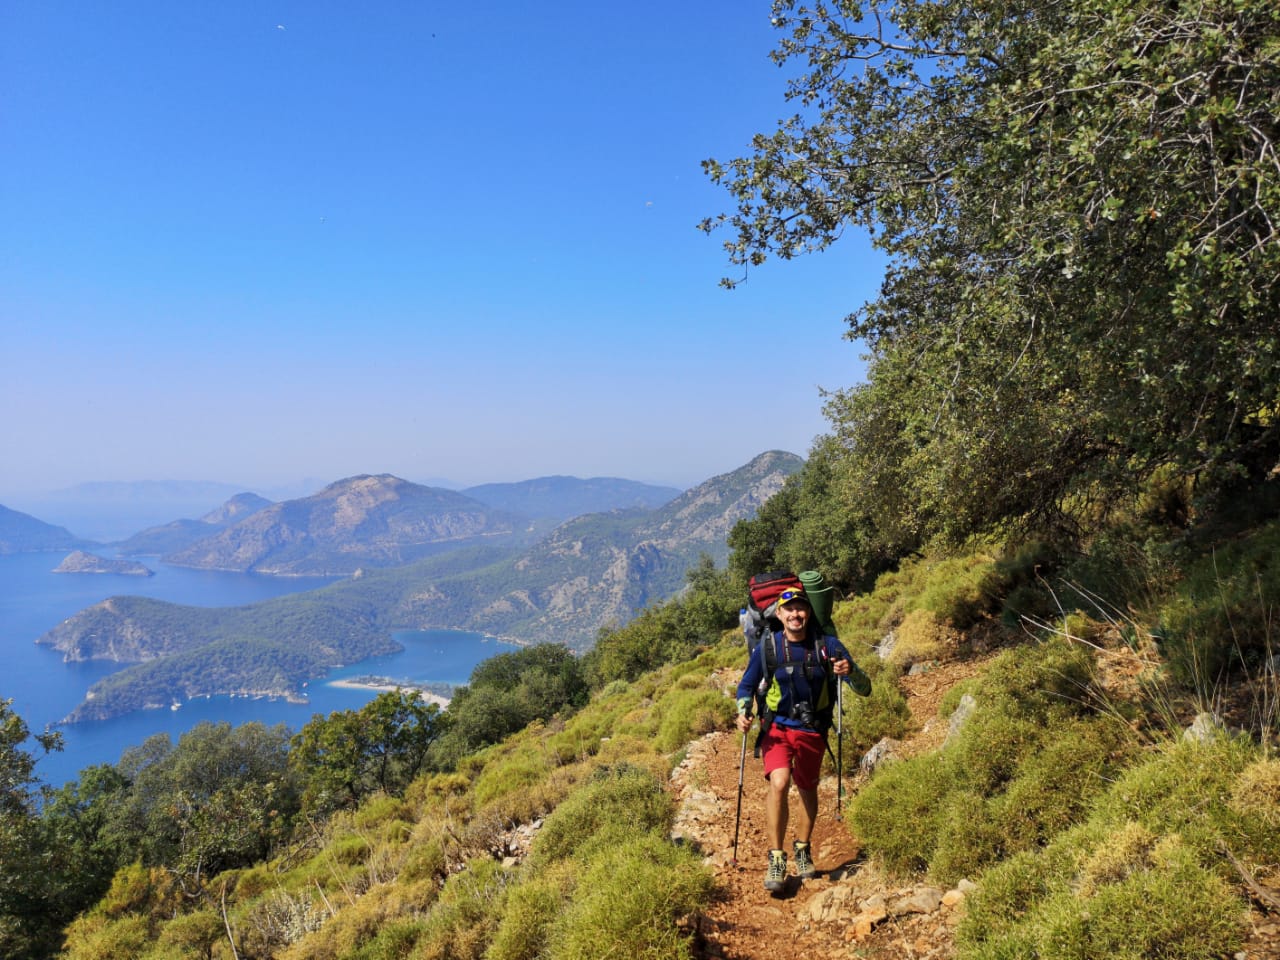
[395,450,804,647]
[114,492,274,555]
[163,475,528,576]
[35,453,802,720]
[0,504,95,554]
[199,492,274,525]
[461,476,681,522]
[8,480,277,541]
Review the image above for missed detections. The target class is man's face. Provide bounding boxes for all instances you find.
[779,600,810,633]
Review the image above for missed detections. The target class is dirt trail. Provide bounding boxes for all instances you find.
[670,665,980,960]
[671,659,1280,960]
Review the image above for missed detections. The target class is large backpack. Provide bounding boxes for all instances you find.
[739,570,804,652]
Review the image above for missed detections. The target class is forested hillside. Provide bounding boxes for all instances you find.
[1,0,1277,958]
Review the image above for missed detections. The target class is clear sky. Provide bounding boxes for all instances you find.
[1,1,882,498]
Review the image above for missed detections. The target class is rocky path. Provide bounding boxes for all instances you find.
[671,718,965,960]
[670,660,1280,960]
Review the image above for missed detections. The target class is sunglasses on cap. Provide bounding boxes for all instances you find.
[778,590,808,603]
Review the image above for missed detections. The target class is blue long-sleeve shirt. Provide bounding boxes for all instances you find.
[736,629,865,731]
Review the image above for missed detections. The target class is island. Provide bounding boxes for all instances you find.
[53,550,155,576]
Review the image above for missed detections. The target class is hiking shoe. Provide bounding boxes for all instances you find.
[793,839,814,880]
[764,849,788,893]
[793,840,816,879]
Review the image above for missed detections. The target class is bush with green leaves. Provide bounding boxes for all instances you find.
[1154,518,1280,692]
[836,655,911,760]
[957,734,1272,960]
[546,833,714,960]
[433,644,588,768]
[485,861,576,960]
[528,763,675,869]
[849,638,1136,882]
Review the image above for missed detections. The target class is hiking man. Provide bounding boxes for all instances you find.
[734,586,870,892]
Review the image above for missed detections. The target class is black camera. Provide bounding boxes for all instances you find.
[791,702,815,726]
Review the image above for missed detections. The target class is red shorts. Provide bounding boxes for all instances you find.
[760,725,826,791]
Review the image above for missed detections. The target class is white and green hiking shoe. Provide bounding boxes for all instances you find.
[793,840,815,879]
[764,849,788,893]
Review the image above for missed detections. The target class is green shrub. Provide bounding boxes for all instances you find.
[891,608,950,665]
[412,859,508,960]
[471,751,553,808]
[916,554,1002,628]
[837,658,911,759]
[485,861,576,960]
[652,687,734,753]
[329,832,373,866]
[849,751,958,875]
[59,914,151,960]
[546,833,713,960]
[398,837,446,885]
[156,910,223,958]
[851,639,1135,881]
[344,919,425,960]
[962,837,1245,960]
[957,735,1269,960]
[1155,519,1280,690]
[528,764,673,869]
[352,794,415,830]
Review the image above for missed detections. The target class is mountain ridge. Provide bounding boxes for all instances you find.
[0,505,95,554]
[34,452,802,721]
[162,475,527,576]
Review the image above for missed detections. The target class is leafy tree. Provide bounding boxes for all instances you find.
[728,437,899,590]
[433,644,589,765]
[291,690,445,814]
[0,699,63,960]
[704,0,1280,542]
[104,721,298,885]
[34,764,131,942]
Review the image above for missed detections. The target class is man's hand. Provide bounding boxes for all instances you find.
[833,657,851,677]
[736,712,753,732]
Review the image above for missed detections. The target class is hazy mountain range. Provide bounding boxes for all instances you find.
[15,452,802,721]
[0,505,94,554]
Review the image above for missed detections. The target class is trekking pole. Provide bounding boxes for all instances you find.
[835,678,845,820]
[732,724,748,865]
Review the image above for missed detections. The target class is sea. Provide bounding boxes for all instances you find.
[0,550,519,789]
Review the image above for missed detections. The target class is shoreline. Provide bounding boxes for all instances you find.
[327,678,450,708]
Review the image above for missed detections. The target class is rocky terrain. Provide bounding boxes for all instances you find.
[114,491,273,555]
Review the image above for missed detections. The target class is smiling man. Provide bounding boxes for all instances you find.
[735,584,871,893]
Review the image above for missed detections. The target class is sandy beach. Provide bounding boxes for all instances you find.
[327,678,450,708]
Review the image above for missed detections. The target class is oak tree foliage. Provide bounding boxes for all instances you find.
[705,0,1280,544]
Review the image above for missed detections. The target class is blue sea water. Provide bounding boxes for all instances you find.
[0,551,518,788]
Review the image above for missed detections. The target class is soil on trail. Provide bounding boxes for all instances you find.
[669,664,987,960]
[670,659,1280,960]
[673,726,958,960]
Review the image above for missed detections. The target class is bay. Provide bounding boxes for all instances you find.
[0,551,518,788]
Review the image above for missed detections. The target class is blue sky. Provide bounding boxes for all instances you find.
[1,2,882,498]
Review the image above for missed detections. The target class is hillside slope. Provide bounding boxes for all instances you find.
[406,450,802,647]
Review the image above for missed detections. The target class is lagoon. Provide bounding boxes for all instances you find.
[0,551,518,788]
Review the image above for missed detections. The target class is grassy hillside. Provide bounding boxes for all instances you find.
[47,502,1280,960]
